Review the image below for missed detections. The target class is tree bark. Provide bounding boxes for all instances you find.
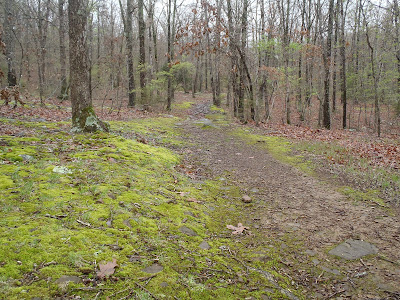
[119,0,136,107]
[340,0,347,128]
[138,0,146,104]
[68,0,108,132]
[4,0,17,87]
[322,0,334,129]
[58,0,68,100]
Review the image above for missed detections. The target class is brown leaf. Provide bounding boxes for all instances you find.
[227,223,249,235]
[97,259,118,279]
[186,198,202,203]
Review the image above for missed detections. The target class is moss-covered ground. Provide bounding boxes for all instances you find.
[0,116,299,299]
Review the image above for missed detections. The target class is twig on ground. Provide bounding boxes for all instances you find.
[135,282,159,300]
[76,219,92,227]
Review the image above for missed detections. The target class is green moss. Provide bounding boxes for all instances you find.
[210,105,225,113]
[232,128,313,174]
[175,101,194,109]
[339,186,387,207]
[0,117,302,299]
[0,175,13,189]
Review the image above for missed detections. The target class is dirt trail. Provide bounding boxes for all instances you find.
[178,102,400,299]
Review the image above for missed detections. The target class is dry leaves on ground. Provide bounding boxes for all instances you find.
[227,223,250,235]
[97,259,118,279]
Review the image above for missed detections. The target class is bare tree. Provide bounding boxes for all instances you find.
[138,0,146,104]
[119,0,136,107]
[58,0,68,100]
[3,0,17,87]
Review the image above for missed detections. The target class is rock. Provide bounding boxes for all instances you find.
[19,154,34,161]
[52,166,72,174]
[194,118,216,128]
[199,241,210,250]
[321,266,340,275]
[208,206,215,212]
[261,295,272,300]
[160,282,169,287]
[242,195,252,203]
[123,219,132,228]
[304,249,316,256]
[184,211,195,217]
[142,263,163,274]
[179,226,198,236]
[15,132,26,137]
[175,123,183,126]
[55,275,82,286]
[328,239,378,260]
[219,187,231,191]
[312,259,320,266]
[250,188,259,193]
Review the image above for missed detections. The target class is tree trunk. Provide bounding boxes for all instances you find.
[119,0,136,107]
[214,0,222,106]
[393,0,400,115]
[138,0,146,104]
[37,0,51,105]
[340,0,347,128]
[238,0,248,122]
[68,0,108,132]
[322,0,334,129]
[58,0,68,100]
[365,20,381,136]
[227,0,238,117]
[4,0,17,87]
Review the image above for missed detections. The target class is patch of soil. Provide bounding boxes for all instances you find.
[177,101,400,298]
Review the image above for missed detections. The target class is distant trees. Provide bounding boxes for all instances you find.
[1,0,399,134]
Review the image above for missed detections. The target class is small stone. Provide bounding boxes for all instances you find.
[52,166,72,174]
[123,219,132,228]
[199,241,210,250]
[55,275,82,286]
[19,154,33,161]
[179,226,197,236]
[250,188,259,193]
[328,239,378,260]
[160,282,168,287]
[321,266,340,275]
[312,259,320,265]
[142,263,163,274]
[304,250,316,256]
[208,206,215,212]
[219,187,231,191]
[261,295,271,300]
[128,255,142,262]
[108,244,123,251]
[184,211,195,217]
[242,195,252,203]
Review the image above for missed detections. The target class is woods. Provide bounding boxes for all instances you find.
[2,1,400,298]
[1,0,400,132]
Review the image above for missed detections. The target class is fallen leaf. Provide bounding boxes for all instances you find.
[227,223,249,234]
[186,198,202,203]
[97,259,118,279]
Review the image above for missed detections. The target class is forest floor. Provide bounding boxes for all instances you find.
[0,93,399,299]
